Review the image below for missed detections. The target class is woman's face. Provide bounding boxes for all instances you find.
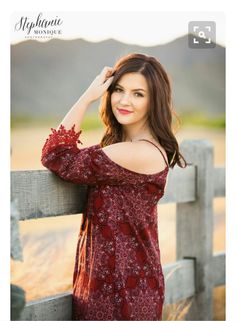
[111,72,150,126]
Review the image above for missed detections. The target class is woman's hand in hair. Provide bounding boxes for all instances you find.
[82,66,114,104]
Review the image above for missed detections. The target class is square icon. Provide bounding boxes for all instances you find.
[188,21,216,48]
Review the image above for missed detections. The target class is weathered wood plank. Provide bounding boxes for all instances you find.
[211,252,225,287]
[11,165,225,221]
[213,167,225,197]
[163,259,195,304]
[11,166,196,220]
[176,140,215,320]
[160,165,196,204]
[18,259,195,320]
[19,292,72,321]
[11,170,88,220]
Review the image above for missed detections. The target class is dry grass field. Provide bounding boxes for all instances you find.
[11,125,225,320]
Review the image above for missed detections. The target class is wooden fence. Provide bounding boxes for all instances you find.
[11,140,225,320]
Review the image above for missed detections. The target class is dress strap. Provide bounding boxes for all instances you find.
[138,139,169,167]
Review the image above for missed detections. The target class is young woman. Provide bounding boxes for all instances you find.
[41,53,186,321]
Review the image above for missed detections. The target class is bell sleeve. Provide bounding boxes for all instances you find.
[41,124,131,186]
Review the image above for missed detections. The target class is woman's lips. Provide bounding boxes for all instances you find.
[117,108,133,115]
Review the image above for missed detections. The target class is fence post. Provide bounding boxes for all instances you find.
[176,140,214,320]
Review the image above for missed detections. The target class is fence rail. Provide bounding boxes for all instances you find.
[11,140,225,320]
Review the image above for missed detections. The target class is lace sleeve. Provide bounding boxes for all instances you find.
[41,124,82,156]
[41,124,101,185]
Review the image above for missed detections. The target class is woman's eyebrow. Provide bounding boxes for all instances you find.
[116,83,146,92]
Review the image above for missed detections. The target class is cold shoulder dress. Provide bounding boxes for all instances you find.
[41,124,169,321]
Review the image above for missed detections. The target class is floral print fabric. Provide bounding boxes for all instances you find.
[41,124,169,321]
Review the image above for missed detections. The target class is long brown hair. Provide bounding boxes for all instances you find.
[99,53,186,168]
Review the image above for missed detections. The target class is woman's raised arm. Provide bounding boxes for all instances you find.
[56,66,114,133]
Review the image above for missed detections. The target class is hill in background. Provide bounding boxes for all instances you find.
[11,35,225,121]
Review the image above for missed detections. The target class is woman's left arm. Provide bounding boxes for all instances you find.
[56,66,114,133]
[41,125,136,186]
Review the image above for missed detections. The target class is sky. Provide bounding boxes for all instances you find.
[11,11,225,46]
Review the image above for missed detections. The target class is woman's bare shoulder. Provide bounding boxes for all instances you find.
[101,142,136,167]
[101,141,167,175]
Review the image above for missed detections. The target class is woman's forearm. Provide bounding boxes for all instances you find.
[56,66,114,133]
[56,94,91,133]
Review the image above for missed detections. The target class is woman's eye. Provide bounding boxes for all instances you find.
[135,92,143,97]
[113,88,143,97]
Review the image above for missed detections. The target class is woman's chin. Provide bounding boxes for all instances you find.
[112,114,133,124]
[115,118,134,126]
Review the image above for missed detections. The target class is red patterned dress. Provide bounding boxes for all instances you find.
[41,124,169,321]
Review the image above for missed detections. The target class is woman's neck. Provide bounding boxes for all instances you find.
[122,124,155,142]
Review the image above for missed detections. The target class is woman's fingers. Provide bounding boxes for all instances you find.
[102,76,114,89]
[100,66,114,83]
[82,66,114,103]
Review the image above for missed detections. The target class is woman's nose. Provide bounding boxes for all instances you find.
[119,92,131,105]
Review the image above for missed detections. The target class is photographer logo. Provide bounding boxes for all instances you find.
[14,12,63,40]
